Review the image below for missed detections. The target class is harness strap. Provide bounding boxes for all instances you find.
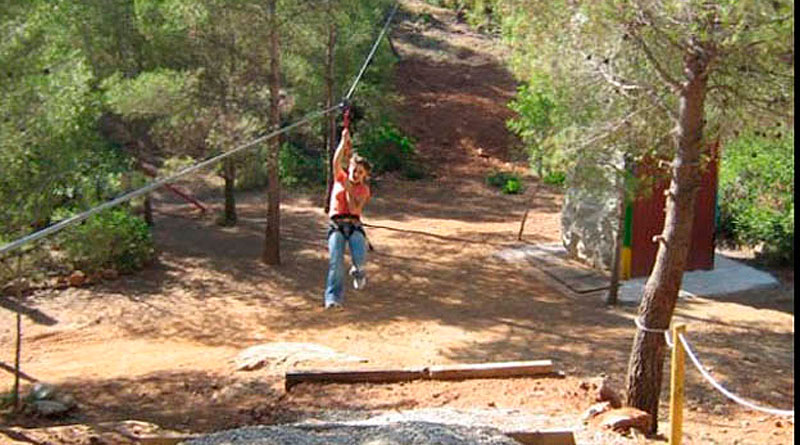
[328,220,366,241]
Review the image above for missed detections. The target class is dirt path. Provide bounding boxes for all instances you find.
[1,2,793,444]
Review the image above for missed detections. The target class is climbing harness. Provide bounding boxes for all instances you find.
[328,215,366,241]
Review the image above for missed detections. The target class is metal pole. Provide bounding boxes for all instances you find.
[13,255,23,411]
[669,323,687,445]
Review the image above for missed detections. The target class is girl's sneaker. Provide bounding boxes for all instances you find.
[349,266,367,290]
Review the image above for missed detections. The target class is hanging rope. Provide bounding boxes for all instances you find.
[344,3,400,101]
[324,2,399,214]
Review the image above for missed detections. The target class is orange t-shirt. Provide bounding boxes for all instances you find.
[329,170,370,218]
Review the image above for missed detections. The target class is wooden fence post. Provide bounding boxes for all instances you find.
[669,324,687,445]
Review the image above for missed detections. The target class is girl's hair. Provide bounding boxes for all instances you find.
[351,154,372,173]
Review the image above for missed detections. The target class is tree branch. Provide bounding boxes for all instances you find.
[571,105,658,152]
[630,33,682,92]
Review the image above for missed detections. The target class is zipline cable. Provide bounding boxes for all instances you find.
[344,2,399,101]
[0,105,341,257]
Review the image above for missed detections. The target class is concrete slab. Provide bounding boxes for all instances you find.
[618,253,780,303]
[496,244,610,294]
[495,243,780,303]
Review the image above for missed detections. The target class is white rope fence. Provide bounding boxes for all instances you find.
[676,332,795,417]
[637,320,795,418]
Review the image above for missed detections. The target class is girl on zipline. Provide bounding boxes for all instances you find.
[324,127,372,309]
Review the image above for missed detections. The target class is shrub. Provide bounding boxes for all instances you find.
[542,170,566,186]
[718,131,794,264]
[486,170,524,194]
[358,121,423,179]
[502,176,523,194]
[279,142,324,188]
[61,209,155,273]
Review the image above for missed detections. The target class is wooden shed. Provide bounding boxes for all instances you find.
[620,142,720,279]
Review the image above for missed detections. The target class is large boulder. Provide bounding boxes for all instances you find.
[561,155,623,271]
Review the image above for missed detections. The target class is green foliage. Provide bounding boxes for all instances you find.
[506,76,565,177]
[502,176,523,194]
[0,0,400,276]
[426,0,500,32]
[102,69,196,118]
[542,170,566,186]
[0,390,15,410]
[719,131,794,264]
[61,209,155,274]
[357,120,423,179]
[279,142,325,188]
[486,170,524,194]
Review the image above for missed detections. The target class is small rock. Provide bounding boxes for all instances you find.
[775,420,783,428]
[68,270,86,287]
[31,400,70,417]
[57,393,77,409]
[487,401,496,407]
[29,382,57,401]
[596,378,622,408]
[54,276,69,289]
[592,407,652,435]
[578,381,590,391]
[582,401,612,421]
[712,404,725,415]
[741,420,750,427]
[101,268,119,280]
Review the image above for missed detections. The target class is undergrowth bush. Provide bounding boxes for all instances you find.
[718,131,794,264]
[279,142,325,188]
[358,121,424,180]
[61,208,155,273]
[486,170,524,194]
[542,170,566,187]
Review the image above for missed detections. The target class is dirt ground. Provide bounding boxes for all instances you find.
[1,1,794,444]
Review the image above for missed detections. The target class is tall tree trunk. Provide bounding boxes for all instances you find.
[143,195,154,226]
[624,49,711,434]
[223,158,237,226]
[536,151,543,178]
[324,19,337,214]
[263,0,281,265]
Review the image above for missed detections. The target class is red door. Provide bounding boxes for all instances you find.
[629,142,718,278]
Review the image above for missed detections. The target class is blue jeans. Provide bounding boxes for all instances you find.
[324,222,367,305]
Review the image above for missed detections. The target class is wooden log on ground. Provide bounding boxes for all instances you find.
[285,360,556,390]
[426,360,554,380]
[506,429,576,445]
[285,367,427,391]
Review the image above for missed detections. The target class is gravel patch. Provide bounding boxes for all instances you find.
[184,422,519,445]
